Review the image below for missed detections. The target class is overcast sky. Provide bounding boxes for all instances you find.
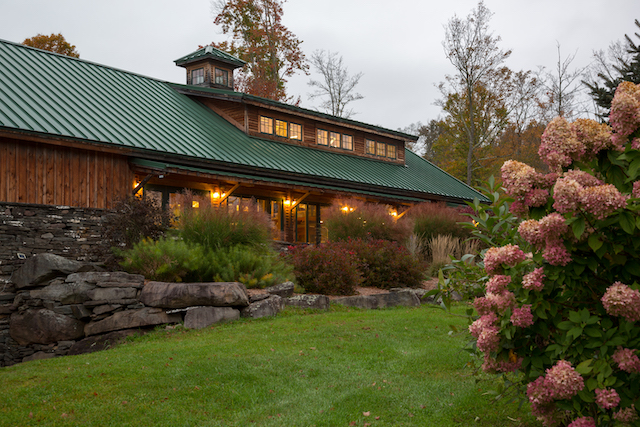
[1,0,639,132]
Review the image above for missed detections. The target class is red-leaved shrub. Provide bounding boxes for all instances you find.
[287,243,362,295]
[341,238,426,289]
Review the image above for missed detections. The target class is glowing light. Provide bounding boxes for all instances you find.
[213,192,220,199]
[284,199,292,206]
[192,201,200,208]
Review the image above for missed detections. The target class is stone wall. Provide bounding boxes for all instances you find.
[0,202,112,286]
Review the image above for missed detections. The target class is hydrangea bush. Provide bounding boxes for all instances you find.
[470,81,640,426]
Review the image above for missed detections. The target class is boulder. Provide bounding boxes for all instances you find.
[9,309,85,345]
[241,295,283,319]
[140,281,249,309]
[11,253,89,289]
[332,290,420,309]
[23,351,56,363]
[86,287,138,302]
[284,294,330,310]
[30,281,96,304]
[84,307,182,336]
[265,281,295,298]
[184,307,240,329]
[68,329,144,356]
[332,295,380,309]
[66,272,145,288]
[378,289,421,308]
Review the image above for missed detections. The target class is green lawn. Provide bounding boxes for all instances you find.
[0,305,539,426]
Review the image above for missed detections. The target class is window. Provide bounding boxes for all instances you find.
[191,68,204,85]
[342,135,353,151]
[317,129,328,145]
[376,142,386,157]
[260,116,273,134]
[215,68,229,86]
[275,120,288,137]
[387,144,396,159]
[329,132,340,148]
[289,123,302,140]
[366,139,375,154]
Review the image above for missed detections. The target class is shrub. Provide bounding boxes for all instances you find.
[409,202,471,242]
[117,237,201,282]
[174,192,274,250]
[118,238,293,288]
[104,195,173,249]
[466,82,640,426]
[341,238,426,289]
[287,243,362,295]
[323,198,413,243]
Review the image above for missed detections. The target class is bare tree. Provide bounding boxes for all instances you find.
[307,50,363,118]
[399,120,444,161]
[441,1,511,185]
[539,43,587,121]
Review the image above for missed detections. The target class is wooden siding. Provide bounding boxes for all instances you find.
[0,137,133,209]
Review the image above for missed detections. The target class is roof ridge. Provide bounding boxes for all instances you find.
[0,38,172,85]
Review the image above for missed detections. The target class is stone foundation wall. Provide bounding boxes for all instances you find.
[0,202,112,286]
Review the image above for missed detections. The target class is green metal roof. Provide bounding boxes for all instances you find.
[0,39,488,204]
[174,45,246,68]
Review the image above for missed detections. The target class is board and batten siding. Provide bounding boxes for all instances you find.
[0,137,133,209]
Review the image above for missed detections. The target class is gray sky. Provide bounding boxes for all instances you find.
[1,0,639,131]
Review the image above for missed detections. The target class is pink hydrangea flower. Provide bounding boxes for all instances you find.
[502,160,539,197]
[542,241,572,266]
[522,267,546,291]
[524,188,550,207]
[484,244,526,275]
[553,176,582,213]
[573,118,614,158]
[519,220,544,248]
[476,325,500,353]
[595,388,620,410]
[511,305,534,327]
[612,347,640,373]
[469,312,498,339]
[539,213,569,241]
[539,116,585,170]
[633,181,640,199]
[473,296,493,316]
[486,275,511,294]
[563,169,603,187]
[602,282,640,322]
[485,291,516,314]
[580,184,628,220]
[544,360,584,400]
[609,81,640,147]
[568,417,596,427]
[527,376,554,406]
[614,405,639,423]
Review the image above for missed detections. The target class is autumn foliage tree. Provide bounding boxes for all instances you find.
[211,0,307,102]
[22,33,79,58]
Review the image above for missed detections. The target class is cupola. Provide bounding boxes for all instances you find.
[174,45,245,90]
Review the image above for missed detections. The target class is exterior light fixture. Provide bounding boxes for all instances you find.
[192,201,200,208]
[213,192,220,199]
[284,199,292,206]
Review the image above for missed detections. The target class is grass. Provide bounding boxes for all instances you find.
[0,305,539,427]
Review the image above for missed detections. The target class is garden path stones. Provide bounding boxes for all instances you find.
[140,281,249,309]
[10,308,85,345]
[184,307,240,329]
[241,295,283,318]
[84,307,181,336]
[284,294,330,310]
[265,281,295,298]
